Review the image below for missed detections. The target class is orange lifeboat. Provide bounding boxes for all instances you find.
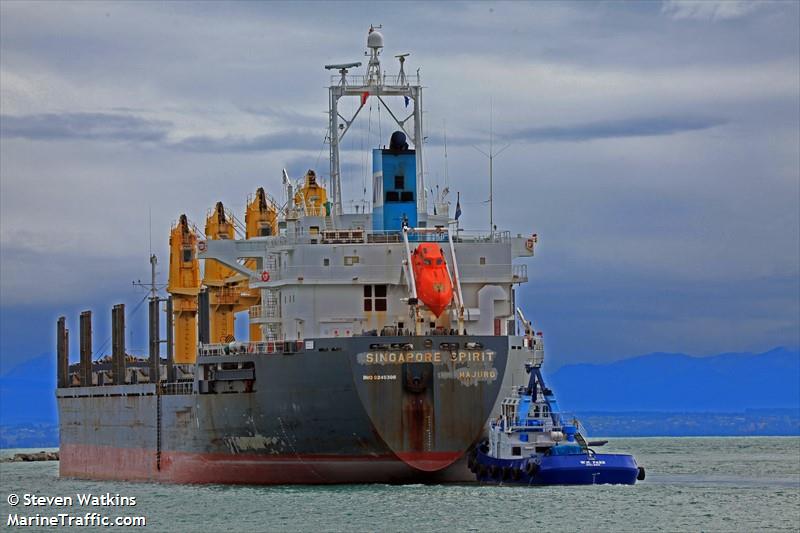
[411,243,453,317]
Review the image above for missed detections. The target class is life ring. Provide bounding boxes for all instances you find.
[198,240,207,252]
[261,270,270,282]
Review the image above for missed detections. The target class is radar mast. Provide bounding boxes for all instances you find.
[326,26,425,216]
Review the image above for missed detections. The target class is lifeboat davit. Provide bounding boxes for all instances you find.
[411,243,453,317]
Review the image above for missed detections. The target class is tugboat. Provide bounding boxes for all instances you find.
[470,310,646,486]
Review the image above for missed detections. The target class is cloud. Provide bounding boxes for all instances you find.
[510,115,727,143]
[171,129,325,153]
[661,0,764,21]
[237,105,324,127]
[0,112,171,142]
[0,111,328,154]
[422,115,727,147]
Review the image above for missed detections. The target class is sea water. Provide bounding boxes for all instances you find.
[1,437,798,532]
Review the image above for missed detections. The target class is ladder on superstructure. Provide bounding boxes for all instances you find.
[260,254,282,341]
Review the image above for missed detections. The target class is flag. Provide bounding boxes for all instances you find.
[361,92,369,106]
[455,192,462,220]
[404,96,410,108]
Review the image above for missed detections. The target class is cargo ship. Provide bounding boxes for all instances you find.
[55,28,540,484]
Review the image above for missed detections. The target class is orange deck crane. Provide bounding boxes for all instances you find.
[203,202,238,344]
[294,169,328,216]
[167,215,201,363]
[239,188,280,341]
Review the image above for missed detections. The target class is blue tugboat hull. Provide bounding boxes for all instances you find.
[536,454,639,485]
[473,448,640,486]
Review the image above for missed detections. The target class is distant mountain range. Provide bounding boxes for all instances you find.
[1,348,798,429]
[545,347,799,412]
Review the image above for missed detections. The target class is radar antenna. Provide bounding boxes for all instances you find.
[395,53,410,85]
[324,62,362,86]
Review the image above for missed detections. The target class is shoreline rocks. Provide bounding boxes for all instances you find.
[1,451,59,462]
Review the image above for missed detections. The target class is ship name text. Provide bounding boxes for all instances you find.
[361,350,494,365]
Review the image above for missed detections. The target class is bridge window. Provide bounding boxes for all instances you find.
[364,284,387,312]
[344,256,360,266]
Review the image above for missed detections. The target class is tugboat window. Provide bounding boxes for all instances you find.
[401,191,414,202]
[394,175,404,189]
[386,191,400,202]
[182,248,193,262]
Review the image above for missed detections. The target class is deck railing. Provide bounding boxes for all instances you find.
[329,74,421,87]
[198,340,303,356]
[237,229,511,249]
[260,262,518,283]
[160,381,194,395]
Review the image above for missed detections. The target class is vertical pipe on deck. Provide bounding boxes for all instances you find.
[112,303,126,385]
[198,289,210,345]
[166,296,175,382]
[79,310,92,386]
[57,316,68,388]
[65,329,70,384]
[148,298,160,384]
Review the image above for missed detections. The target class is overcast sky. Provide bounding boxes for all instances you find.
[1,0,798,370]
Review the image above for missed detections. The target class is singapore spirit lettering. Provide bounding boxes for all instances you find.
[362,350,495,365]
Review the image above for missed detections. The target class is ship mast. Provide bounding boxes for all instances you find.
[326,26,425,216]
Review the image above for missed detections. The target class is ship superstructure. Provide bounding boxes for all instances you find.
[55,28,540,484]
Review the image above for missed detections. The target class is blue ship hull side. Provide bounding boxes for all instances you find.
[473,448,639,486]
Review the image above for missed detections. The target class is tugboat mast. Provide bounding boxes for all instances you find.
[326,26,425,216]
